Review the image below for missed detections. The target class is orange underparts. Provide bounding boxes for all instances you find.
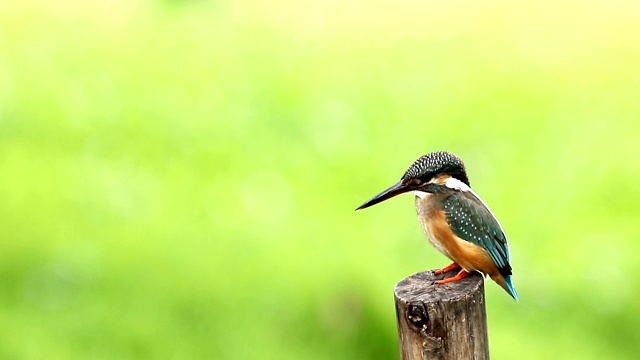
[435,269,469,284]
[434,262,462,275]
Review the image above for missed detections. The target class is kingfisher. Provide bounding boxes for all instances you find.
[356,151,518,300]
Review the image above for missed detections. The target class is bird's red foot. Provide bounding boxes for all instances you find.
[434,262,461,275]
[435,269,469,284]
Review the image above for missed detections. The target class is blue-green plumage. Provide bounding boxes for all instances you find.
[422,181,518,300]
[442,192,511,276]
[502,275,518,300]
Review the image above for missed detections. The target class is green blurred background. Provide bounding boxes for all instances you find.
[1,0,639,358]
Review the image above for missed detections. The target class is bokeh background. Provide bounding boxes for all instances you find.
[1,0,639,359]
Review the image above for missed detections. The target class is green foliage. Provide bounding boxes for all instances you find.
[1,0,639,358]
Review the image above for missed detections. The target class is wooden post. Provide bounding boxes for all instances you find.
[394,270,489,360]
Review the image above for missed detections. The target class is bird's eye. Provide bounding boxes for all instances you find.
[405,178,423,187]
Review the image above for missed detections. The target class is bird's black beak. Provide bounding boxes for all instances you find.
[355,181,411,211]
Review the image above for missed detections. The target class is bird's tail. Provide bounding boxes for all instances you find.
[501,275,519,301]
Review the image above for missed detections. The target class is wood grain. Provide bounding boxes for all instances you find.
[394,270,489,360]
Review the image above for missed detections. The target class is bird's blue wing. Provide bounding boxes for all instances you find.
[442,191,512,275]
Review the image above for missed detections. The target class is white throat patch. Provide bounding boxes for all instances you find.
[410,190,429,199]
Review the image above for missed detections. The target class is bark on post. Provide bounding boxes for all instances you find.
[394,270,489,360]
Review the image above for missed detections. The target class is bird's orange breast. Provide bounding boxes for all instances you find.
[415,195,499,276]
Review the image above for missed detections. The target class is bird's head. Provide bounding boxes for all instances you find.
[356,151,469,210]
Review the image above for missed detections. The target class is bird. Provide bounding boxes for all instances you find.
[356,151,518,300]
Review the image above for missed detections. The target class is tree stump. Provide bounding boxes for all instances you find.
[394,269,489,360]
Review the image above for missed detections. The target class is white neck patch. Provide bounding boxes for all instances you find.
[444,177,472,192]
